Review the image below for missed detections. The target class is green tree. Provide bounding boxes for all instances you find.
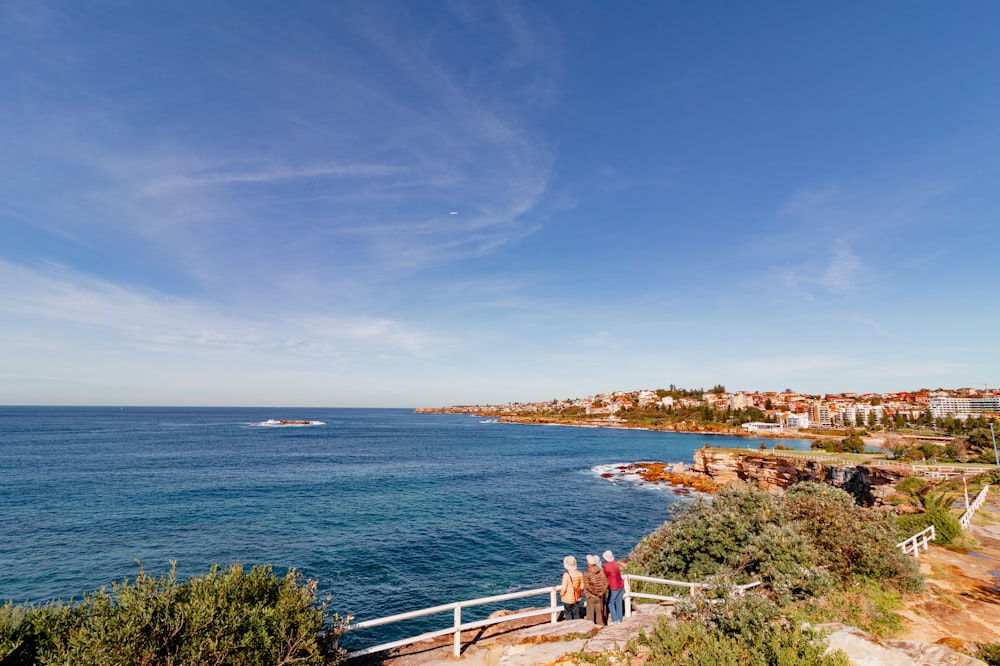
[842,429,865,454]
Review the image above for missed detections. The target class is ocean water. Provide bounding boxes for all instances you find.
[0,407,811,648]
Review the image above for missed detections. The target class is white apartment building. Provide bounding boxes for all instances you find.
[742,422,783,433]
[834,405,857,427]
[784,413,810,429]
[929,396,1000,419]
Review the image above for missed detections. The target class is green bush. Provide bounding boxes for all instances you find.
[893,477,929,496]
[629,481,922,602]
[979,642,1000,666]
[628,483,810,594]
[783,482,923,592]
[926,509,963,545]
[638,594,849,666]
[0,601,77,666]
[894,512,934,540]
[1,563,347,666]
[788,584,904,638]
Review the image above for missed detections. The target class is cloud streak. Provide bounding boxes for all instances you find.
[0,260,433,361]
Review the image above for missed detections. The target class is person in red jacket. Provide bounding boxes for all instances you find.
[602,550,625,624]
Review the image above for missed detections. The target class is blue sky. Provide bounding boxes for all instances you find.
[2,1,999,407]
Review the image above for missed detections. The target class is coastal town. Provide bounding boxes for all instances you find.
[422,385,1000,435]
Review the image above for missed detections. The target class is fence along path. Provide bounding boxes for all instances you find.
[762,451,986,479]
[895,525,935,558]
[345,574,761,659]
[959,484,991,529]
[896,484,991,557]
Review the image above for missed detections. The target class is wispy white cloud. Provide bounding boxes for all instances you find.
[138,162,407,197]
[848,314,891,338]
[0,1,560,307]
[821,240,866,295]
[0,260,434,360]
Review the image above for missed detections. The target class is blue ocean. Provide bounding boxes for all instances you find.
[0,407,811,648]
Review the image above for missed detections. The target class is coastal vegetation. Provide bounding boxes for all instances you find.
[613,481,924,663]
[627,482,922,606]
[0,563,348,666]
[634,594,849,666]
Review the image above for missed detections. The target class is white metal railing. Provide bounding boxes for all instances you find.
[873,462,982,479]
[761,452,985,480]
[754,451,845,465]
[622,574,761,618]
[959,484,991,529]
[345,586,560,659]
[896,524,935,558]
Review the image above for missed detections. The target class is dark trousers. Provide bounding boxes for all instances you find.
[562,600,583,620]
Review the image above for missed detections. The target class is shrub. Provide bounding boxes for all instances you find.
[629,484,782,580]
[5,563,347,666]
[0,601,76,666]
[979,642,1000,666]
[894,512,934,540]
[894,477,930,496]
[639,594,849,666]
[628,483,834,604]
[788,584,904,638]
[926,509,963,545]
[783,482,923,592]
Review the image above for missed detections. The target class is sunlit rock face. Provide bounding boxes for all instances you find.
[691,449,911,506]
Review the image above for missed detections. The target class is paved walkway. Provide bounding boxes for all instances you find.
[356,603,672,666]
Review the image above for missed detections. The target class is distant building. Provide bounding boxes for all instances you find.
[810,402,832,427]
[730,392,749,410]
[784,414,809,429]
[742,422,783,433]
[929,396,1000,419]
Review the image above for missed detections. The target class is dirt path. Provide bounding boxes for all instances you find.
[896,497,1000,650]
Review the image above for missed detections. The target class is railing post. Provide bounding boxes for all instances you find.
[453,606,461,658]
[550,588,558,624]
[624,575,632,618]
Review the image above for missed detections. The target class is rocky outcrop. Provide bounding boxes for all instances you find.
[819,624,988,666]
[691,449,912,506]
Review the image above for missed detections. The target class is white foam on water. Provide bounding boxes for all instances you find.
[251,419,326,427]
[590,461,701,496]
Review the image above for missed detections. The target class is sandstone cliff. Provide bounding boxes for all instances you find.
[691,448,912,506]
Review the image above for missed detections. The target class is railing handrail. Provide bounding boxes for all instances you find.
[624,574,708,589]
[347,586,552,631]
[621,574,760,618]
[896,524,935,558]
[345,585,560,659]
[959,484,990,529]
